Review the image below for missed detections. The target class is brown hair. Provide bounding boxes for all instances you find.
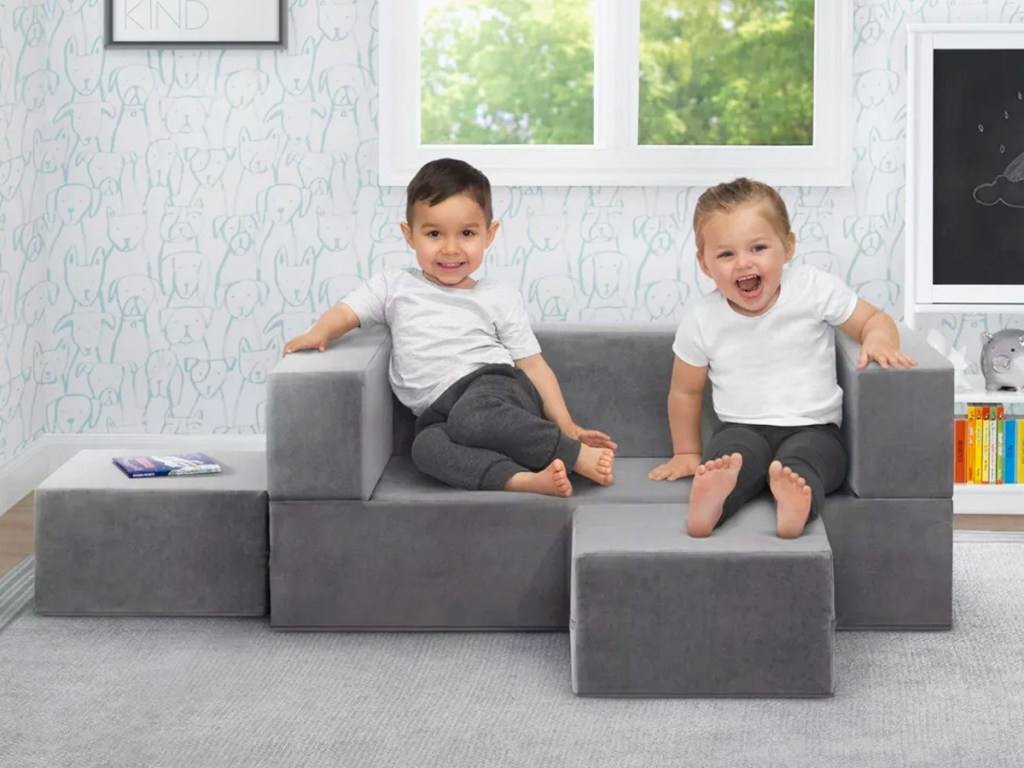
[406,158,493,225]
[692,178,791,253]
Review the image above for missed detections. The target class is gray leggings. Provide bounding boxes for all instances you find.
[704,422,848,527]
[412,364,582,491]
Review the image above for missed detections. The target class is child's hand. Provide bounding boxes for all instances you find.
[857,342,917,370]
[567,424,618,451]
[648,453,701,481]
[283,328,331,355]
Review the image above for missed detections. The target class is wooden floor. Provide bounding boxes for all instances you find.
[0,493,1022,580]
[1,493,35,579]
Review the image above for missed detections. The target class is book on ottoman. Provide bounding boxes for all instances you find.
[113,453,222,478]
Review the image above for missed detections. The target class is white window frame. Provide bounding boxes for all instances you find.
[379,0,852,187]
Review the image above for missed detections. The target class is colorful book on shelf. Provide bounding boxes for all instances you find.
[981,406,991,484]
[974,404,985,483]
[996,406,1005,484]
[1006,419,1017,484]
[965,405,976,483]
[970,405,978,483]
[112,453,222,478]
[965,405,974,483]
[989,406,996,483]
[1019,419,1024,483]
[954,418,966,484]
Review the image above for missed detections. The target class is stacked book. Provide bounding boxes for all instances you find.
[113,452,222,478]
[955,405,1021,484]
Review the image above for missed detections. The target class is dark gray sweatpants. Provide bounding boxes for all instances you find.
[704,422,847,527]
[411,364,582,491]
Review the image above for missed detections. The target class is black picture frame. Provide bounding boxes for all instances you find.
[105,0,286,48]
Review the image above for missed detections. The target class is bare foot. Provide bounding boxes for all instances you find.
[769,460,812,539]
[505,459,573,497]
[687,453,742,537]
[573,444,615,486]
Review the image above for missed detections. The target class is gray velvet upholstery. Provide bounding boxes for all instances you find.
[571,502,834,696]
[388,325,678,457]
[270,458,690,630]
[372,456,690,504]
[837,324,953,499]
[266,323,953,632]
[822,492,952,629]
[267,329,393,500]
[35,450,268,616]
[270,497,570,630]
[532,327,676,457]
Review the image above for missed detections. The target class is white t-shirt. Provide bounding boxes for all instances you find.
[672,263,859,426]
[341,268,541,415]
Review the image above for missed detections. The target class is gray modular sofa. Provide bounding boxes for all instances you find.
[266,325,953,632]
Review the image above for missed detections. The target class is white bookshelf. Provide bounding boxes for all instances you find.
[954,484,1024,515]
[950,378,1024,514]
[904,26,1024,518]
[953,376,1024,406]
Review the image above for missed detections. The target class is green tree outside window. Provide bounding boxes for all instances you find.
[421,0,595,144]
[419,0,814,147]
[639,0,814,145]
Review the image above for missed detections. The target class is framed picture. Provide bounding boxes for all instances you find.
[906,25,1024,321]
[105,0,286,48]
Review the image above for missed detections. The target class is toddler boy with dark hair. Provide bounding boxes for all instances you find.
[285,158,616,495]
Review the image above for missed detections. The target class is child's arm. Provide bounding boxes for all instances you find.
[837,299,917,370]
[514,353,617,450]
[648,356,708,481]
[283,303,360,354]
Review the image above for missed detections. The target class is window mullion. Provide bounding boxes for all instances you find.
[594,0,640,150]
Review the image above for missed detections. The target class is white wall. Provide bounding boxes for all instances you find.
[1,0,1016,471]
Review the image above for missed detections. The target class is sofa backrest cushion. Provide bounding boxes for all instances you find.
[394,325,695,458]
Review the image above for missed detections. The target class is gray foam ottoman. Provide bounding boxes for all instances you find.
[571,501,835,697]
[35,449,269,616]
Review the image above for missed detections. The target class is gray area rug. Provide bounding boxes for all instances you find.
[0,556,33,632]
[2,541,1024,768]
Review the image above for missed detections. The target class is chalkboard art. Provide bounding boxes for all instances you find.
[105,0,285,47]
[934,47,1024,287]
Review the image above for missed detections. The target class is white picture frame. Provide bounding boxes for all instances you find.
[105,0,286,48]
[906,24,1024,324]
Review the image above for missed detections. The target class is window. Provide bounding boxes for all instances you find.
[380,0,851,186]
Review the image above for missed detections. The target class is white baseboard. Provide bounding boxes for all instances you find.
[0,434,265,516]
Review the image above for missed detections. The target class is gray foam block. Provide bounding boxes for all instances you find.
[571,502,835,697]
[35,449,269,616]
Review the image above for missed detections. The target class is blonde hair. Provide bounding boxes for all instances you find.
[693,178,791,253]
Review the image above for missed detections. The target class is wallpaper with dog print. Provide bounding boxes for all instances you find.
[1,0,50,466]
[0,0,1017,471]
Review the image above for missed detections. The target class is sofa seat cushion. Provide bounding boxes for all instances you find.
[371,456,694,504]
[272,458,691,630]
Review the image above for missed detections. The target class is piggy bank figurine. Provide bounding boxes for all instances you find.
[980,329,1024,391]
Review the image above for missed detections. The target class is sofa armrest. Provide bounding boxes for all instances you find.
[836,322,953,499]
[267,328,393,500]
